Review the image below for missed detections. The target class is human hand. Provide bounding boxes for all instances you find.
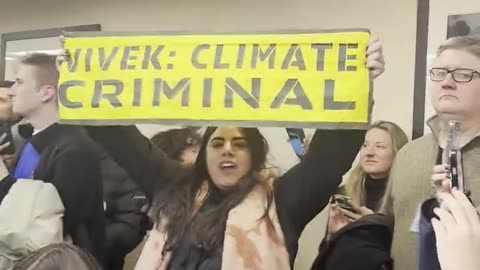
[0,133,12,154]
[0,133,11,179]
[55,54,66,73]
[56,36,67,73]
[1,154,13,170]
[141,203,150,214]
[432,189,480,270]
[337,200,375,221]
[327,204,351,238]
[366,36,385,79]
[302,136,312,155]
[432,164,452,195]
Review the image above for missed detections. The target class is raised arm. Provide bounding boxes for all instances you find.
[274,129,365,239]
[274,36,385,239]
[86,126,182,200]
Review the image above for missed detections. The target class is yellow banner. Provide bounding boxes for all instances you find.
[58,30,372,128]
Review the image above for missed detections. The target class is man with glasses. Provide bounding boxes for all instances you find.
[429,67,480,83]
[383,36,480,270]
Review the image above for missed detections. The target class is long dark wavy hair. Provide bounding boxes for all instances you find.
[151,127,274,254]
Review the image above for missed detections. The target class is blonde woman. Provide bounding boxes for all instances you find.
[342,121,409,215]
[311,121,408,270]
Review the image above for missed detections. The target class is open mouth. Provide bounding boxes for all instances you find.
[219,161,237,171]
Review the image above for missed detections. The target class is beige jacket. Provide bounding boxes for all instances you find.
[389,117,480,270]
[135,182,291,270]
[0,180,65,268]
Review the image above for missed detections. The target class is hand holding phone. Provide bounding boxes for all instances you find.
[444,120,464,192]
[288,136,304,158]
[0,121,15,156]
[332,194,357,213]
[432,164,452,195]
[132,195,148,210]
[286,128,306,159]
[0,126,13,178]
[331,194,375,221]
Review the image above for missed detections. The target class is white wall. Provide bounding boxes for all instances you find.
[0,0,417,136]
[0,0,418,268]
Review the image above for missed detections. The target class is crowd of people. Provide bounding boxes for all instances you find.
[0,34,477,270]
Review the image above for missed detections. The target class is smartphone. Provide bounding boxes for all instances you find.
[332,194,356,213]
[445,121,464,192]
[286,128,306,159]
[0,121,15,155]
[132,195,148,208]
[449,150,461,190]
[288,136,304,158]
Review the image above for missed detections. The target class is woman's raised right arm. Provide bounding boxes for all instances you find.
[87,126,182,200]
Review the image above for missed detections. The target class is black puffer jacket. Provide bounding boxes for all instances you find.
[100,148,147,267]
[311,214,394,270]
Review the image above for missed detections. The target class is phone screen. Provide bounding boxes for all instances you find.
[333,194,357,213]
[289,137,304,158]
[286,128,305,159]
[286,128,306,141]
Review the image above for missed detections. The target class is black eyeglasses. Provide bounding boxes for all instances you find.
[429,68,480,83]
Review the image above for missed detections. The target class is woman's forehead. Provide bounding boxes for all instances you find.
[210,127,245,139]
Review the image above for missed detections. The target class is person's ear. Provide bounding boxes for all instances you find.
[39,85,57,102]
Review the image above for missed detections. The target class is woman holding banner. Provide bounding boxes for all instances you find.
[85,37,384,270]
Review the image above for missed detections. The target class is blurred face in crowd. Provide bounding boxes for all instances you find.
[206,127,252,191]
[180,137,200,165]
[360,127,395,179]
[430,49,480,120]
[0,86,14,121]
[9,64,45,118]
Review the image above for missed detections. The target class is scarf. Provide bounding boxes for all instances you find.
[135,181,291,270]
